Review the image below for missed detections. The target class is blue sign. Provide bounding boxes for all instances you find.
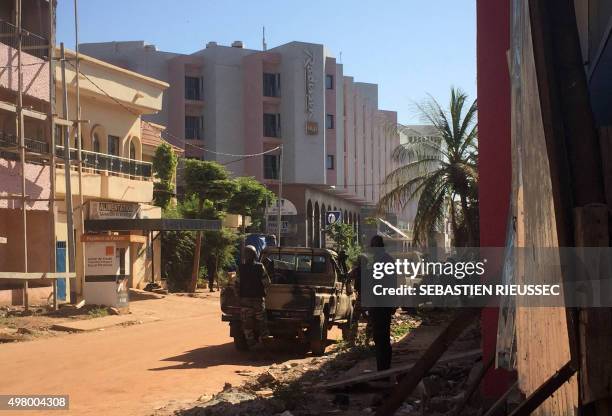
[326,211,342,226]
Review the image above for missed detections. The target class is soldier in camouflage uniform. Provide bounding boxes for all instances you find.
[236,245,271,347]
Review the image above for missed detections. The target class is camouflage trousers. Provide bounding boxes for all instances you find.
[240,297,269,345]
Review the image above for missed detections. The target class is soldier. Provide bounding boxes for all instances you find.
[236,245,271,348]
[369,235,397,371]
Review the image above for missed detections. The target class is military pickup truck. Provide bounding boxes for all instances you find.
[220,247,356,355]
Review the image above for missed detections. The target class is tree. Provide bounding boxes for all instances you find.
[184,160,238,292]
[378,87,479,246]
[152,143,178,209]
[326,222,361,264]
[228,176,276,231]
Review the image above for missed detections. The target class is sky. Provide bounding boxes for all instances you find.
[56,0,476,125]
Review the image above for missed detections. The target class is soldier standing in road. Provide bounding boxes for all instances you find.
[369,235,397,371]
[236,245,271,348]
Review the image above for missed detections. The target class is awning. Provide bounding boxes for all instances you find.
[377,217,411,240]
[84,219,222,232]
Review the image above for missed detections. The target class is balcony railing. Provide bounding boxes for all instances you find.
[0,131,49,153]
[55,146,152,179]
[0,20,49,60]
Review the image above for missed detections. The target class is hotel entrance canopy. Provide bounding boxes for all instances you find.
[84,219,222,232]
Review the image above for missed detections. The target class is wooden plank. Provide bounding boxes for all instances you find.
[574,206,612,407]
[375,308,480,416]
[320,348,482,390]
[508,361,576,416]
[483,381,519,416]
[0,100,48,121]
[0,272,76,280]
[450,351,495,416]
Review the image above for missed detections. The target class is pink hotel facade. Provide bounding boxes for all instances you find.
[82,40,401,247]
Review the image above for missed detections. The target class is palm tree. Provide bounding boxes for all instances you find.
[378,87,478,247]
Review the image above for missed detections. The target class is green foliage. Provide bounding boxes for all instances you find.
[200,228,239,273]
[228,176,275,231]
[184,159,238,207]
[87,307,109,318]
[326,222,361,264]
[153,181,173,209]
[379,87,479,247]
[228,176,275,217]
[152,143,178,182]
[160,230,196,291]
[152,143,178,210]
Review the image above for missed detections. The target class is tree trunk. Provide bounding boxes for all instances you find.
[459,193,473,246]
[189,199,204,292]
[189,231,202,292]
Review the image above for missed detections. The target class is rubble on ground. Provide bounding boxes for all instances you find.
[153,310,486,416]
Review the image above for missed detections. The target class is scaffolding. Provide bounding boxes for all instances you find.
[0,0,77,310]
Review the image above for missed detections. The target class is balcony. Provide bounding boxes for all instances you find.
[0,20,49,60]
[55,146,152,179]
[0,131,49,154]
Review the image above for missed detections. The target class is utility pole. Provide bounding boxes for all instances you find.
[16,0,28,310]
[277,145,283,246]
[73,0,85,298]
[60,43,76,289]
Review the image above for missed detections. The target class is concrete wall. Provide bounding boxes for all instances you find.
[0,43,49,102]
[0,208,51,274]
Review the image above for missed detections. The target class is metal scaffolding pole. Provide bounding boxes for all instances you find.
[60,43,76,288]
[16,0,28,310]
[48,0,57,309]
[73,0,85,298]
[277,144,283,246]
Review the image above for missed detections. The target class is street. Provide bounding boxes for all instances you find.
[0,292,334,416]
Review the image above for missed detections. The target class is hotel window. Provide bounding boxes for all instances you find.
[185,116,202,140]
[326,154,334,170]
[325,74,334,90]
[263,154,279,179]
[326,114,334,129]
[185,76,202,100]
[107,135,120,156]
[263,73,281,97]
[129,140,136,160]
[263,113,281,137]
[92,133,101,153]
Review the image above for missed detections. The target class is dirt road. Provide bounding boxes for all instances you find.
[0,292,329,416]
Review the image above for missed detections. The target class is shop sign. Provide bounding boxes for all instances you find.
[89,201,140,220]
[266,198,298,216]
[85,242,117,276]
[304,48,315,119]
[306,121,318,135]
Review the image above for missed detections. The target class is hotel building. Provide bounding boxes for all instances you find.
[81,40,402,247]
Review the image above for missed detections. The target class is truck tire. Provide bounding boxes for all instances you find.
[233,332,249,351]
[341,309,357,344]
[309,314,328,356]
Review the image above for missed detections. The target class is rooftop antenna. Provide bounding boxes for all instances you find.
[339,51,343,63]
[262,26,267,51]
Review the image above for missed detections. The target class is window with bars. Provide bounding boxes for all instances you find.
[263,73,281,97]
[264,154,279,179]
[263,113,281,137]
[107,135,120,156]
[185,116,202,140]
[326,114,334,129]
[185,76,202,100]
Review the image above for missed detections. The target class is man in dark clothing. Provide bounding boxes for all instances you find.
[236,245,271,347]
[369,235,396,371]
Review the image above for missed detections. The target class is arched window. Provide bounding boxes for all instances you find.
[129,140,136,160]
[92,133,101,153]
